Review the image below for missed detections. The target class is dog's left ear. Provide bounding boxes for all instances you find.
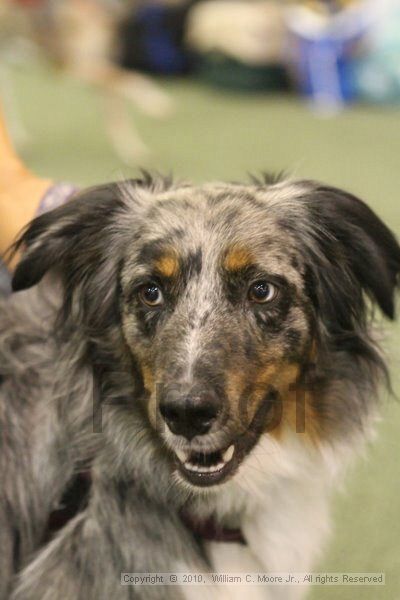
[11,182,134,328]
[306,184,400,320]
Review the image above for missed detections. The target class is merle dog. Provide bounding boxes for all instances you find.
[1,175,399,599]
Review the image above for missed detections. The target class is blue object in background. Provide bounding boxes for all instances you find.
[286,3,373,112]
[119,3,193,75]
[137,6,187,74]
[295,36,359,107]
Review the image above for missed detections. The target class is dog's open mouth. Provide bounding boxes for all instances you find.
[174,444,237,486]
[171,392,278,487]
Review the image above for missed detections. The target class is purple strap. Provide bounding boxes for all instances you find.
[37,183,79,215]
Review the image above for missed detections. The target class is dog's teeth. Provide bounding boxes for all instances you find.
[213,462,225,472]
[185,462,225,474]
[184,462,226,474]
[196,466,210,473]
[176,449,188,463]
[223,445,234,463]
[185,462,199,472]
[182,447,235,475]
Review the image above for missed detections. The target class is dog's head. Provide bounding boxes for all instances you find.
[12,175,400,488]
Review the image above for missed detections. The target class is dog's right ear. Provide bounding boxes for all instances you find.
[11,183,129,293]
[10,175,173,331]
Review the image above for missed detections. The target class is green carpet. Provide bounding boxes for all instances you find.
[6,62,400,599]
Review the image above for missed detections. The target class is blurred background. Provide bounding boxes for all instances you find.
[1,0,399,598]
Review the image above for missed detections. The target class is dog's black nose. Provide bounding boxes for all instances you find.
[160,392,220,440]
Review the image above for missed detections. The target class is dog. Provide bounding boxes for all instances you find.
[1,174,399,600]
[0,0,173,162]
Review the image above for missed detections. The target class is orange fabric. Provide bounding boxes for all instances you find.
[0,103,52,267]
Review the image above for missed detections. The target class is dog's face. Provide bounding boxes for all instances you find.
[119,184,314,487]
[12,176,400,489]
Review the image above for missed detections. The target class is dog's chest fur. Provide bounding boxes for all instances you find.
[179,432,354,600]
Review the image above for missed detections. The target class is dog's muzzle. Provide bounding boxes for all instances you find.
[158,384,238,486]
[160,386,278,488]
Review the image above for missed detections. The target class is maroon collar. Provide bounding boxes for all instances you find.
[180,510,246,545]
[46,472,246,546]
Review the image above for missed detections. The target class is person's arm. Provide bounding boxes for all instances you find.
[0,104,53,269]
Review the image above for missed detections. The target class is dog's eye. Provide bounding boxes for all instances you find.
[248,280,277,304]
[139,284,164,307]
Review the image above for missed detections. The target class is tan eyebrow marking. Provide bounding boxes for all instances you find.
[223,245,254,271]
[154,252,180,278]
